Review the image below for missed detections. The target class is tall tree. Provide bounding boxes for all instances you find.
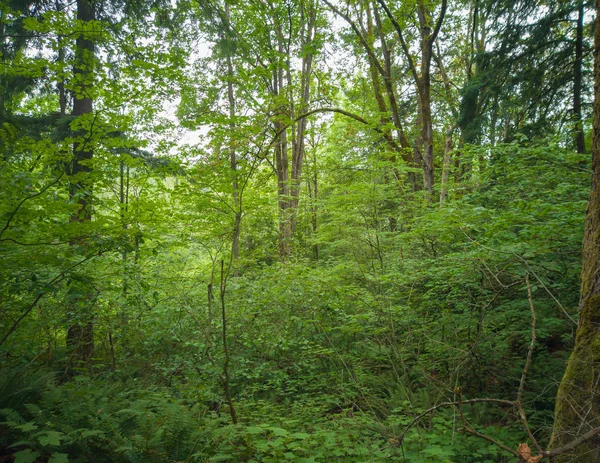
[574,0,586,153]
[66,0,96,365]
[322,0,415,191]
[550,0,600,458]
[374,0,447,194]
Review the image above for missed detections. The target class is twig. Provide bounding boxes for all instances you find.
[516,275,542,454]
[457,390,521,458]
[460,230,577,324]
[0,173,65,240]
[0,250,102,347]
[467,426,521,458]
[398,398,515,443]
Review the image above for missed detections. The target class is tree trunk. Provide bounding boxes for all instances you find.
[439,128,453,205]
[270,3,292,258]
[549,1,600,458]
[290,0,316,234]
[371,3,414,189]
[323,0,415,190]
[66,0,95,367]
[574,0,585,154]
[57,0,67,118]
[219,260,238,424]
[418,2,435,195]
[376,0,446,198]
[224,4,241,269]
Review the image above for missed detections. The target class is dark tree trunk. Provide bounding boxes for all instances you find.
[418,2,434,194]
[66,0,95,367]
[323,0,415,191]
[270,3,292,258]
[376,0,446,199]
[574,0,585,154]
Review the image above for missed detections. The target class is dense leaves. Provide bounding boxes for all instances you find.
[0,0,595,461]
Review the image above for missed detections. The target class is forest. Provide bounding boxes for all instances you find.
[1,0,600,461]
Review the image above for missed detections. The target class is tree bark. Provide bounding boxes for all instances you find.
[66,0,95,367]
[549,1,600,458]
[417,2,434,194]
[290,0,316,234]
[376,0,446,198]
[322,0,415,190]
[439,128,453,205]
[574,0,585,154]
[224,3,241,269]
[270,1,292,258]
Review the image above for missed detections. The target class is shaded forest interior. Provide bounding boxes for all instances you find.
[1,0,600,461]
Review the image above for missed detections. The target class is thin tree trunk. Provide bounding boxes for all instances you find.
[323,0,414,190]
[56,0,66,118]
[376,0,446,198]
[574,0,585,154]
[224,4,241,269]
[290,0,316,234]
[371,3,415,189]
[439,129,453,205]
[418,2,434,195]
[220,260,238,424]
[271,3,292,258]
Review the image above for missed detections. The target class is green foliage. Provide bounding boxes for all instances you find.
[0,0,593,460]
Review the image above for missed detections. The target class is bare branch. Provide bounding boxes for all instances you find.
[545,426,600,457]
[374,0,420,87]
[398,397,515,443]
[430,0,447,45]
[268,107,402,153]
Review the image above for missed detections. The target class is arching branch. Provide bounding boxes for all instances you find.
[267,107,402,153]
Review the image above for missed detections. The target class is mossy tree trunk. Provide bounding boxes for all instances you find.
[549,1,600,459]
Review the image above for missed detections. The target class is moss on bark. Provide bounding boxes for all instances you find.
[549,1,600,460]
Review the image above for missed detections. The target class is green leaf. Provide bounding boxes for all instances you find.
[13,449,41,463]
[39,431,62,446]
[16,422,38,432]
[269,427,289,436]
[49,453,69,463]
[81,429,105,438]
[245,426,266,435]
